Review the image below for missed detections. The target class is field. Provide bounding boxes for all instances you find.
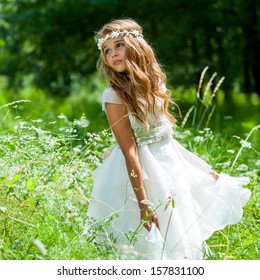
[0,78,259,260]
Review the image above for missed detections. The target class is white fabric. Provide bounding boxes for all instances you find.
[86,88,251,260]
[102,87,123,111]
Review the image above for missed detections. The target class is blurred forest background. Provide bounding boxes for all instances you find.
[0,0,259,133]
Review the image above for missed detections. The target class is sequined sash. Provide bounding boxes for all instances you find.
[133,120,173,147]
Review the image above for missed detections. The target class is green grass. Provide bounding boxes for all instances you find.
[0,80,259,260]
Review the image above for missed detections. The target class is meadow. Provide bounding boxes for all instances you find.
[0,74,259,260]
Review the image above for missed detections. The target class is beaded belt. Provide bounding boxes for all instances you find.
[133,120,173,147]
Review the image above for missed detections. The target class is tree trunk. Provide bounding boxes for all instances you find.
[242,0,260,95]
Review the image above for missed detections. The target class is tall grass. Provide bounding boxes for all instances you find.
[0,101,259,260]
[0,102,114,259]
[0,74,259,259]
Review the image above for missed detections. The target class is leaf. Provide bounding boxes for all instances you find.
[5,174,21,186]
[171,198,175,208]
[242,235,257,247]
[164,197,175,211]
[25,197,36,206]
[26,179,36,191]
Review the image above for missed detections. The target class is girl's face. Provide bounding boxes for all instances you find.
[103,36,127,73]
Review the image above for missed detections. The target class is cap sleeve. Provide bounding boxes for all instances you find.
[102,87,123,111]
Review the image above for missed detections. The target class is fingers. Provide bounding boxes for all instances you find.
[209,171,219,180]
[152,214,160,230]
[143,213,160,231]
[144,221,151,231]
[140,206,160,231]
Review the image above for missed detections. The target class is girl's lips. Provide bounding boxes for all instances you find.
[113,60,122,65]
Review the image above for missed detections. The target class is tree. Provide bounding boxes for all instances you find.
[241,0,260,94]
[0,0,259,96]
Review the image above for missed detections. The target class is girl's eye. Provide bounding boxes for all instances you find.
[117,43,124,48]
[104,49,110,55]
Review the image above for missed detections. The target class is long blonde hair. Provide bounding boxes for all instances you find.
[95,18,176,126]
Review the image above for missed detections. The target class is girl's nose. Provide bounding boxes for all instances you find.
[112,50,118,57]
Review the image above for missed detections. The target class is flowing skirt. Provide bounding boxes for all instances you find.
[85,137,251,259]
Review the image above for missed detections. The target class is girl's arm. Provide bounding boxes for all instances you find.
[105,102,159,231]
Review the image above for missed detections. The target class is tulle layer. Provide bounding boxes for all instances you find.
[86,138,251,260]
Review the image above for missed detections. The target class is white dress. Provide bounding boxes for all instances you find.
[85,87,251,260]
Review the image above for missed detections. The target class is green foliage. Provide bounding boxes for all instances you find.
[0,96,259,260]
[0,0,259,95]
[0,73,108,133]
[0,103,114,259]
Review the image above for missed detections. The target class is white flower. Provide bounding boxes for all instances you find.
[130,169,138,178]
[131,30,140,36]
[194,136,204,142]
[97,38,106,50]
[240,140,252,148]
[73,118,89,128]
[237,164,249,171]
[97,29,143,50]
[32,119,43,123]
[57,113,68,120]
[110,30,120,38]
[140,199,154,207]
[223,161,231,168]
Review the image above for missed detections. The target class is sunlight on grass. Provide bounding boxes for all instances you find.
[0,101,259,260]
[0,73,259,259]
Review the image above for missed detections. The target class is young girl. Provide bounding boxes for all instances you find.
[85,18,251,260]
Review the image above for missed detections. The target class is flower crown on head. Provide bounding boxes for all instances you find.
[97,29,143,51]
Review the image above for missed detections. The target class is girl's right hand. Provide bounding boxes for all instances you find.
[209,170,219,180]
[140,206,160,231]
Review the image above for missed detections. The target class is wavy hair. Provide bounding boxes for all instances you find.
[95,18,176,127]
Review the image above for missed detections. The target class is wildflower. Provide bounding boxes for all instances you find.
[140,199,154,207]
[237,164,249,171]
[240,140,252,148]
[130,170,138,178]
[183,130,192,136]
[57,113,67,120]
[32,119,43,123]
[227,149,235,154]
[101,130,109,137]
[194,136,204,143]
[72,146,82,153]
[73,115,90,128]
[223,161,231,168]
